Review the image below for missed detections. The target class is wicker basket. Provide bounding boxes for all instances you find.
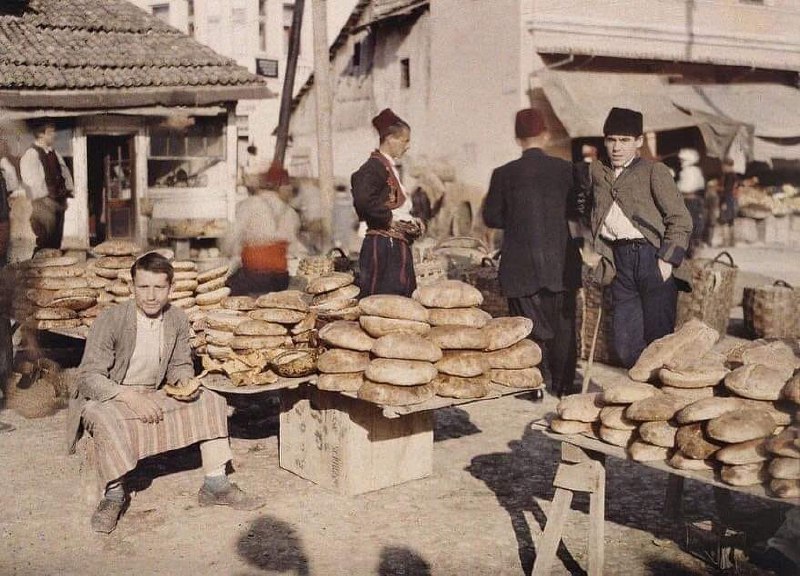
[415,256,448,287]
[676,251,738,336]
[270,349,319,378]
[297,254,335,279]
[575,266,619,365]
[433,236,490,279]
[743,280,800,338]
[461,254,509,317]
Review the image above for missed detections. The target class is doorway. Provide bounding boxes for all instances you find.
[87,134,136,244]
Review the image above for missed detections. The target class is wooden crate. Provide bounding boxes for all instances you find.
[279,385,433,495]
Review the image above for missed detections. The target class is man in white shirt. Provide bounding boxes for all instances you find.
[20,119,74,251]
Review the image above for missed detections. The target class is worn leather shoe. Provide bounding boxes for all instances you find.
[198,482,266,511]
[91,497,127,534]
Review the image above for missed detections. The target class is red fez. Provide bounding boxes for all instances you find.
[514,108,545,138]
[603,107,643,136]
[263,163,290,189]
[372,108,406,138]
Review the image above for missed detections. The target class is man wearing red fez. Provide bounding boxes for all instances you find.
[351,108,423,297]
[578,107,692,367]
[483,108,582,397]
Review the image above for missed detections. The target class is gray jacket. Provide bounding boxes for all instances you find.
[66,300,194,453]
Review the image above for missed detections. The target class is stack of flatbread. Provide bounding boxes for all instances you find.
[306,272,361,321]
[316,320,375,392]
[193,264,230,309]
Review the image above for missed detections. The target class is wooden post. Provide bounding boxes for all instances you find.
[311,0,334,251]
[272,0,305,168]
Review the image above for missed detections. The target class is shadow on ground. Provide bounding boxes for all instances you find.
[236,515,310,575]
[434,407,481,442]
[378,545,432,576]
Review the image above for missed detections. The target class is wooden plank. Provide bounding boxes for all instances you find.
[553,461,603,493]
[279,385,433,495]
[587,457,606,576]
[531,487,574,576]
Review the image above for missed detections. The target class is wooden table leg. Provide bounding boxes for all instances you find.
[587,454,606,576]
[532,487,574,576]
[664,474,685,519]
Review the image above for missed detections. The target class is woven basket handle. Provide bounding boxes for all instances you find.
[710,251,736,268]
[774,280,794,289]
[328,247,347,259]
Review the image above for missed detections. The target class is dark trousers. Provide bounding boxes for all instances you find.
[508,289,577,396]
[358,234,416,298]
[226,268,289,296]
[610,241,678,368]
[30,196,66,251]
[684,195,705,257]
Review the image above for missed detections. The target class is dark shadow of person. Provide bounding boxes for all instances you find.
[236,515,310,575]
[434,407,482,442]
[466,424,584,576]
[378,545,432,576]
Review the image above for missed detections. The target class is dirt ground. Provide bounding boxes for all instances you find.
[1,243,798,576]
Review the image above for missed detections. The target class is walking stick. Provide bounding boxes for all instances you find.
[581,305,602,394]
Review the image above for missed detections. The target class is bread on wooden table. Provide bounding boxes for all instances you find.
[435,351,489,378]
[638,420,679,448]
[706,409,777,443]
[365,358,438,387]
[481,317,534,351]
[358,294,429,322]
[357,380,436,406]
[317,349,370,374]
[412,280,483,309]
[485,339,541,370]
[372,333,442,362]
[432,373,490,399]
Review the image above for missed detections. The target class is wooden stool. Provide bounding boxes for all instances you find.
[532,443,606,576]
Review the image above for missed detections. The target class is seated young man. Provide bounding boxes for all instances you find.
[68,252,264,534]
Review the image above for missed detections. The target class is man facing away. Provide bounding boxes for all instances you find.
[582,107,693,367]
[69,252,264,534]
[482,108,582,397]
[20,119,74,251]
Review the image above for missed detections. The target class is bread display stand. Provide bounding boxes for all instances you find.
[279,382,534,495]
[528,420,799,576]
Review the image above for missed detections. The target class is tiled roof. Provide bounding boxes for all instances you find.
[0,0,267,98]
[371,0,428,23]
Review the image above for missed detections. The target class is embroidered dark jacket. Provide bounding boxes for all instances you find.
[351,155,405,230]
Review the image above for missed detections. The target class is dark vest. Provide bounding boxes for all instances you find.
[34,146,69,200]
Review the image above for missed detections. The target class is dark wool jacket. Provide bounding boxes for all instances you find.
[586,157,693,288]
[351,156,395,230]
[482,148,581,298]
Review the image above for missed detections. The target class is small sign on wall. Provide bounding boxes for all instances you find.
[256,58,279,78]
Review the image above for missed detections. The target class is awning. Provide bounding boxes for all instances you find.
[670,83,800,139]
[538,70,697,138]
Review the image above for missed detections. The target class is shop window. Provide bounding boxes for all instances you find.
[148,117,225,188]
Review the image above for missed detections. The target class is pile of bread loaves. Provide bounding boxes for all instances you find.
[551,318,800,498]
[314,279,544,406]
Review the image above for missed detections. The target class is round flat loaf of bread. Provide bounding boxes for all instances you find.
[372,333,442,362]
[28,264,84,278]
[660,386,714,401]
[628,440,671,462]
[432,373,490,399]
[205,329,235,347]
[171,260,196,272]
[625,394,693,422]
[36,318,82,331]
[557,393,603,423]
[291,312,316,336]
[426,325,487,350]
[435,351,489,378]
[317,305,362,321]
[173,270,198,281]
[482,317,533,351]
[720,462,767,486]
[205,344,233,360]
[34,277,89,291]
[229,335,290,351]
[196,265,229,284]
[770,478,800,498]
[769,457,800,480]
[96,256,135,270]
[222,296,257,311]
[676,397,745,424]
[31,248,63,260]
[658,364,729,388]
[725,364,789,401]
[491,367,543,389]
[550,418,593,435]
[783,374,800,405]
[412,280,483,309]
[360,315,431,338]
[599,425,636,447]
[107,281,130,296]
[85,275,108,289]
[638,420,679,448]
[234,319,287,337]
[738,399,794,426]
[599,405,638,431]
[741,340,797,380]
[706,409,777,443]
[317,349,371,374]
[427,307,491,328]
[668,451,715,471]
[358,294,429,322]
[365,358,438,386]
[311,284,362,306]
[204,310,246,331]
[172,279,199,294]
[318,320,375,351]
[171,297,196,309]
[765,428,800,458]
[195,276,225,294]
[27,255,81,268]
[169,290,194,301]
[628,319,719,382]
[357,380,435,406]
[310,297,359,313]
[485,338,541,370]
[676,423,724,459]
[715,439,769,465]
[256,290,309,311]
[248,307,306,325]
[317,371,364,392]
[305,272,354,295]
[49,295,96,311]
[93,266,120,280]
[34,307,77,321]
[601,382,660,404]
[196,287,231,306]
[92,239,140,256]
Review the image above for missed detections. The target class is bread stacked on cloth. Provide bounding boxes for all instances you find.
[414,280,544,395]
[549,318,800,497]
[306,272,361,322]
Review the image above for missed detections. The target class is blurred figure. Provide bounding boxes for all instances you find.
[20,119,74,251]
[718,157,739,247]
[676,148,706,257]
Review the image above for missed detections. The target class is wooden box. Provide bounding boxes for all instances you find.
[279,385,433,495]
